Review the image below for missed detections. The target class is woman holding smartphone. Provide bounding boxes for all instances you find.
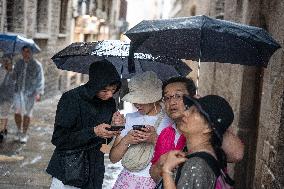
[109,71,173,189]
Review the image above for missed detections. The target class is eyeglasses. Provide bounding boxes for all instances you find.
[162,93,184,103]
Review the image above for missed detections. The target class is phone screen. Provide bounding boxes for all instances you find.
[106,126,125,131]
[132,125,146,131]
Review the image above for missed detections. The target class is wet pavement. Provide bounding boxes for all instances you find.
[0,94,123,189]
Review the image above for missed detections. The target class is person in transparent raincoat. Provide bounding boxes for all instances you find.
[0,55,15,142]
[13,46,44,143]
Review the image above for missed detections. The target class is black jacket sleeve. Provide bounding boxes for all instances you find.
[51,92,100,150]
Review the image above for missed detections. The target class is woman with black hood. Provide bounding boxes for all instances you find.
[47,60,124,189]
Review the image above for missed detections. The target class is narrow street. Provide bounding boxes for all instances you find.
[0,94,123,189]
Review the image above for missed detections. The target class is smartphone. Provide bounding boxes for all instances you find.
[132,125,146,131]
[106,126,125,131]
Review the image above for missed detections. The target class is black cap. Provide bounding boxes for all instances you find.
[183,95,234,142]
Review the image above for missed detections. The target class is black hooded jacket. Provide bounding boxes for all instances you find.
[46,60,121,189]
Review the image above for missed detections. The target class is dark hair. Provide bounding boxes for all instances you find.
[195,111,234,186]
[210,133,235,185]
[22,45,31,51]
[162,77,196,97]
[187,109,229,180]
[108,80,122,93]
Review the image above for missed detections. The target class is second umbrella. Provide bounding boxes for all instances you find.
[51,40,192,81]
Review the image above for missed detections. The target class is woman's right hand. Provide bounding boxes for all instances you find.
[162,150,187,173]
[94,123,120,138]
[122,130,144,145]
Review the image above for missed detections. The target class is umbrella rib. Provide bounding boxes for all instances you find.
[223,25,279,48]
[215,30,266,65]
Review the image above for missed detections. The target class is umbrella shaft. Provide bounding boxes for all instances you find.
[196,59,200,95]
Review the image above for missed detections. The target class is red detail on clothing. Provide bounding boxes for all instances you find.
[151,125,186,164]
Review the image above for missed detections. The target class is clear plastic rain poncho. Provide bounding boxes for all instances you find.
[0,57,15,104]
[13,58,44,116]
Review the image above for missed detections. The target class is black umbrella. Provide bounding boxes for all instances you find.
[51,40,192,81]
[125,15,281,68]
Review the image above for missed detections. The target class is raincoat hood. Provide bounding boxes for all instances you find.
[84,59,121,99]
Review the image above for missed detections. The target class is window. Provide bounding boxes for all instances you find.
[78,0,91,15]
[6,0,25,32]
[58,75,62,90]
[36,0,49,33]
[119,0,127,20]
[59,0,68,34]
[102,0,106,12]
[70,74,77,86]
[215,0,225,19]
[190,5,196,16]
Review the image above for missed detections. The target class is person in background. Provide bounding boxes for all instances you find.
[150,77,244,182]
[0,56,15,142]
[47,59,124,189]
[13,46,44,143]
[110,71,173,189]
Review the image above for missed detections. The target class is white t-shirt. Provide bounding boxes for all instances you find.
[171,123,182,146]
[120,111,173,177]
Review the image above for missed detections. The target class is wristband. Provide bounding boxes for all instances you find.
[162,170,173,176]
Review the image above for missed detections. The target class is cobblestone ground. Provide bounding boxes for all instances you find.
[0,94,123,189]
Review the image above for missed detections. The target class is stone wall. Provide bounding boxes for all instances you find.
[249,1,284,188]
[171,0,284,188]
[204,0,284,188]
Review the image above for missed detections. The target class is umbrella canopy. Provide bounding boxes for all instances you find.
[125,15,281,67]
[51,40,191,81]
[0,34,41,55]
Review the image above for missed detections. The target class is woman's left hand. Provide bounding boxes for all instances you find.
[162,150,187,173]
[133,126,157,144]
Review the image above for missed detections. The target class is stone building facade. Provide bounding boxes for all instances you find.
[170,0,284,189]
[0,0,74,97]
[66,0,128,89]
[0,0,127,97]
[72,0,127,42]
